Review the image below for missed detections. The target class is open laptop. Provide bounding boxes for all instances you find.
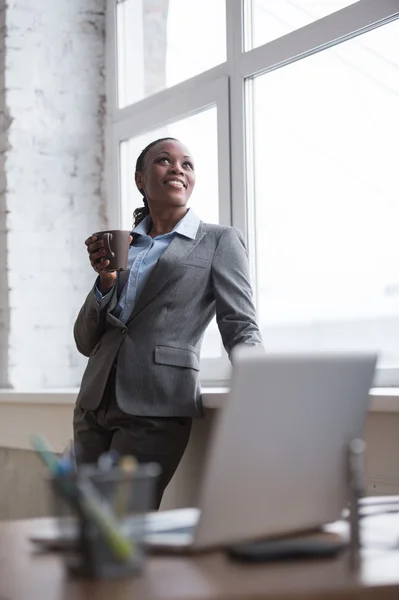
[144,347,377,552]
[30,348,377,553]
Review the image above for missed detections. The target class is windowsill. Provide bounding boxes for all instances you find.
[0,387,399,413]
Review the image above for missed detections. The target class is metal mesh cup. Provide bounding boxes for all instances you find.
[50,462,161,579]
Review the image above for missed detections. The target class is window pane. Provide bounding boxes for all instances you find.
[120,107,220,358]
[247,0,357,49]
[117,0,226,108]
[251,20,399,368]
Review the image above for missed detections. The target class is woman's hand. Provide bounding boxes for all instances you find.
[85,235,117,294]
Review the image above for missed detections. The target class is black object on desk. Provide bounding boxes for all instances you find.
[227,530,347,563]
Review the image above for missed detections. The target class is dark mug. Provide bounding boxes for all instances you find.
[92,229,131,272]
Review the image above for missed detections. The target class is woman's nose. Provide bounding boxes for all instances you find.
[169,164,184,175]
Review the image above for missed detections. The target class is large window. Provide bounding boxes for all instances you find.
[108,0,399,386]
[250,19,399,374]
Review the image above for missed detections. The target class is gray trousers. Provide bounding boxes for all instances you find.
[73,366,192,509]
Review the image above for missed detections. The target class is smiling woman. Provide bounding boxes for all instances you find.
[73,137,263,509]
[133,138,196,232]
[118,108,223,362]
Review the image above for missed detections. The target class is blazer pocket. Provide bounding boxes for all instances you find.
[180,257,209,269]
[154,345,200,371]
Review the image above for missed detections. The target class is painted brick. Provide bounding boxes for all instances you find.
[0,0,106,388]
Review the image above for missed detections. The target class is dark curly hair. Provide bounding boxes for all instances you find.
[133,137,178,227]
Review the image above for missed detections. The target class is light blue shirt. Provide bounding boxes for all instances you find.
[94,209,200,324]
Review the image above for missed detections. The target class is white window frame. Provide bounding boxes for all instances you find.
[106,0,399,387]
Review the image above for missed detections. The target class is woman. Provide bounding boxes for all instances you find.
[73,137,262,508]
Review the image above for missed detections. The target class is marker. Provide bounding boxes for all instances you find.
[30,435,61,475]
[30,435,76,499]
[114,455,138,518]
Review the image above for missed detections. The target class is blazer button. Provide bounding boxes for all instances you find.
[122,329,127,335]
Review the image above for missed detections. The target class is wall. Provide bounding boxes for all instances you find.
[0,1,9,386]
[0,0,106,389]
[365,413,399,495]
[0,448,51,519]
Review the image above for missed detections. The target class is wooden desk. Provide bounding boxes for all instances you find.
[0,515,399,600]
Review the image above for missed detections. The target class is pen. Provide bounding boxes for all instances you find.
[114,455,138,518]
[348,438,365,571]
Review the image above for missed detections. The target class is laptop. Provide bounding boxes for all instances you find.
[144,347,377,552]
[30,348,377,553]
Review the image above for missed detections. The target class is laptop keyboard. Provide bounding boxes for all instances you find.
[153,525,195,536]
[145,507,200,534]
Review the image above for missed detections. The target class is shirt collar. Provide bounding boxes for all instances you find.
[132,215,152,237]
[132,208,200,240]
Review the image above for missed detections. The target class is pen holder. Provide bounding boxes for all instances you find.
[50,462,160,579]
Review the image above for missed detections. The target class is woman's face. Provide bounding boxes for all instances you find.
[135,140,196,210]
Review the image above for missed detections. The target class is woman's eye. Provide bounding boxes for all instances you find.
[157,157,193,169]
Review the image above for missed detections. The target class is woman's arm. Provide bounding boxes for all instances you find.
[211,227,263,358]
[73,283,118,357]
[74,234,119,357]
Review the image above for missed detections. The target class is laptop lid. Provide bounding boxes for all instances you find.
[193,348,377,549]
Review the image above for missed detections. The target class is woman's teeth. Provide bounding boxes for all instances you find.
[166,180,184,189]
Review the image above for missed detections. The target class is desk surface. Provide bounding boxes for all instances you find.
[0,515,399,600]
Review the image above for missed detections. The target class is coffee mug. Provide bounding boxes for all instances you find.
[93,229,131,272]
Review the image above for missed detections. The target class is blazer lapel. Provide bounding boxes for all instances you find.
[126,223,206,323]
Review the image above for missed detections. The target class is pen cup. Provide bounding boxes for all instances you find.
[50,462,160,579]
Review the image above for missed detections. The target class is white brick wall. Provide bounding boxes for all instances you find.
[0,0,10,387]
[0,0,106,388]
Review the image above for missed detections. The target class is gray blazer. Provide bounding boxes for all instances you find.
[74,222,262,417]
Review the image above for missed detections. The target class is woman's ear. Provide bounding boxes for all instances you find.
[135,171,144,192]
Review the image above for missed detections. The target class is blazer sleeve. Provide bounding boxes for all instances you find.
[211,227,263,357]
[73,281,118,357]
